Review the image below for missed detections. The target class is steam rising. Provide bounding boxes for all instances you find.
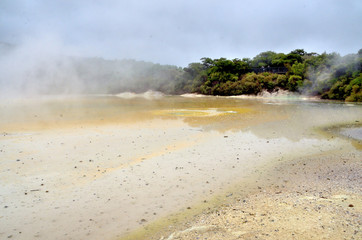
[0,36,182,97]
[302,52,361,95]
[0,36,80,96]
[1,1,361,98]
[1,1,361,65]
[116,90,165,99]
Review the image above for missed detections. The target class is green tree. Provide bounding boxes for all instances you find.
[251,51,277,67]
[291,62,306,77]
[287,75,303,91]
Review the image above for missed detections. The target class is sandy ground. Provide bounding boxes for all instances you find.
[1,121,356,240]
[1,96,361,240]
[150,148,361,240]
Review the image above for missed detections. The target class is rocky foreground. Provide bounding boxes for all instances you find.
[152,149,361,240]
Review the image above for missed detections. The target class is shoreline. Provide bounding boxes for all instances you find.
[158,149,361,240]
[121,129,361,240]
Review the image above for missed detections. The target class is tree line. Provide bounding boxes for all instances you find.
[172,49,362,102]
[1,44,360,101]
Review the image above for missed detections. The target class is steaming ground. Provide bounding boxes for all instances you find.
[0,95,361,240]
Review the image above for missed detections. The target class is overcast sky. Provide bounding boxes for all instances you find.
[1,0,361,66]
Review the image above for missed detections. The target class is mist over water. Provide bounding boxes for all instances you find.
[1,1,361,100]
[0,37,79,96]
[0,37,183,97]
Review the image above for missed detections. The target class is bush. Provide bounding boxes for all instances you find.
[287,75,302,91]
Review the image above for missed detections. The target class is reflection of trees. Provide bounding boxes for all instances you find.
[157,98,362,142]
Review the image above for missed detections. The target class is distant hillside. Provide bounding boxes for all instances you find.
[0,53,184,95]
[0,45,361,101]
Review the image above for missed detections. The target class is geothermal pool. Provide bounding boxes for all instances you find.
[0,95,361,240]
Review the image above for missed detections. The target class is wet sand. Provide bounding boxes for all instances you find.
[152,148,361,240]
[0,96,361,240]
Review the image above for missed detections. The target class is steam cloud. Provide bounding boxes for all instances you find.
[1,1,361,98]
[301,52,361,95]
[0,36,81,96]
[0,36,182,97]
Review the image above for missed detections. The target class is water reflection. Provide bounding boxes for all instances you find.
[0,95,361,141]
